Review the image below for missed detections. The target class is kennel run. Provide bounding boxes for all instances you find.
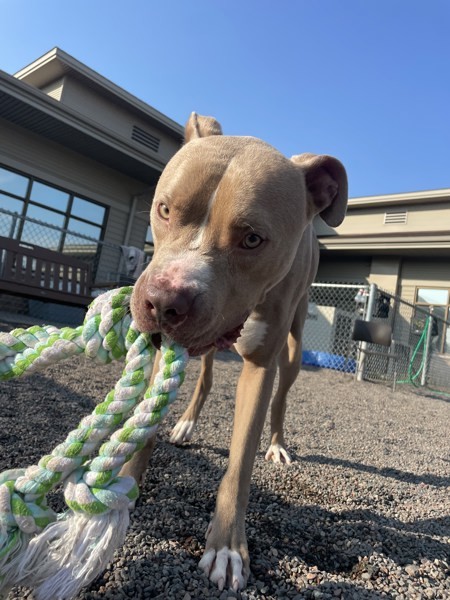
[302,282,450,394]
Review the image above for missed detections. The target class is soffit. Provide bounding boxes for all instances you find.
[14,48,184,139]
[319,233,450,256]
[348,188,450,208]
[0,72,165,184]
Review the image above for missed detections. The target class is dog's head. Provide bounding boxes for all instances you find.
[131,113,347,354]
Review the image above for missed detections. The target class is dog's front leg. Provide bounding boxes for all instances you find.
[170,348,216,445]
[199,357,277,591]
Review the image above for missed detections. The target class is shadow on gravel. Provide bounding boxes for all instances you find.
[116,438,448,599]
[301,454,450,488]
[0,372,97,469]
[1,364,446,600]
[214,350,243,363]
[247,489,450,572]
[92,555,393,600]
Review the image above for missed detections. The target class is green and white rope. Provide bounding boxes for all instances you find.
[0,287,134,381]
[0,286,189,599]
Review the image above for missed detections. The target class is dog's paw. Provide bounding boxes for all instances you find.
[170,419,196,445]
[265,443,292,464]
[199,547,247,591]
[199,518,250,591]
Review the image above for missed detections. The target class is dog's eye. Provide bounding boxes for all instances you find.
[158,203,170,220]
[242,233,263,249]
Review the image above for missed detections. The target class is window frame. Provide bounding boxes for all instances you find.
[0,163,109,251]
[415,287,450,354]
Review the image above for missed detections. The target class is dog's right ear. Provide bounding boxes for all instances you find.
[184,112,223,143]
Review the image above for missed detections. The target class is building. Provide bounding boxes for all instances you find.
[0,48,448,353]
[315,190,450,354]
[0,47,183,321]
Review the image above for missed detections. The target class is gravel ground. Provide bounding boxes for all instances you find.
[1,324,449,600]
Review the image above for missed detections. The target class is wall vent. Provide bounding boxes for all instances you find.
[131,126,160,152]
[384,211,407,225]
[42,77,65,101]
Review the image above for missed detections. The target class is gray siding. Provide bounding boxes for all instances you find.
[0,118,148,208]
[400,259,450,303]
[128,213,150,250]
[368,257,401,294]
[335,202,450,237]
[61,78,180,163]
[316,256,371,283]
[0,118,150,246]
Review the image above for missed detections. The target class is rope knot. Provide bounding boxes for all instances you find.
[82,287,134,363]
[0,470,55,539]
[63,469,138,515]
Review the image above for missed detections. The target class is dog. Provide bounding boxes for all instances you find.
[121,112,348,591]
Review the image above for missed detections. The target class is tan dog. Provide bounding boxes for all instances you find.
[123,113,348,591]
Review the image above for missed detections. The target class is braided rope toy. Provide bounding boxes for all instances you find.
[0,286,188,600]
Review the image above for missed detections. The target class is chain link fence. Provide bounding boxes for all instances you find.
[303,282,450,395]
[0,207,149,286]
[369,286,450,393]
[302,283,364,373]
[0,207,150,324]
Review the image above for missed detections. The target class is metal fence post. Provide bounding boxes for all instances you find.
[421,312,434,387]
[356,283,378,382]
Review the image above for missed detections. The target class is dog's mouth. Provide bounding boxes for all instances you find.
[150,321,246,356]
[212,322,245,351]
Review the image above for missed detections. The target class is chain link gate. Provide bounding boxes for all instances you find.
[302,283,368,373]
[303,282,450,395]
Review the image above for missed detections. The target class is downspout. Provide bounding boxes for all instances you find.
[421,310,434,387]
[123,195,138,247]
[119,195,139,277]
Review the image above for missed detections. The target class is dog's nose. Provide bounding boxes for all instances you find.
[145,288,194,327]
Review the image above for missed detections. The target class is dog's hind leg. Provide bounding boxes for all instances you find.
[265,295,309,464]
[170,347,216,444]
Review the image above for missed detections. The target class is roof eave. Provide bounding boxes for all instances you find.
[319,233,450,254]
[0,69,167,183]
[349,188,450,208]
[14,47,184,140]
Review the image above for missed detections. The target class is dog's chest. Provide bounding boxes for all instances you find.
[235,317,268,356]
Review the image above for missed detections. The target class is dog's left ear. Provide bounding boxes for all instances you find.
[291,153,348,227]
[184,112,223,143]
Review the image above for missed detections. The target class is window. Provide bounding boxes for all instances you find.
[415,288,450,354]
[416,289,448,305]
[0,194,23,214]
[22,204,65,249]
[0,195,23,238]
[72,197,106,223]
[0,165,108,257]
[0,167,29,197]
[67,218,102,241]
[144,225,154,255]
[30,181,69,212]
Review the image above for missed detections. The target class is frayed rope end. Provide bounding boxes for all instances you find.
[0,528,32,597]
[17,509,129,600]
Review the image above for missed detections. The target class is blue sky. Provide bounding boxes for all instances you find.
[1,0,449,198]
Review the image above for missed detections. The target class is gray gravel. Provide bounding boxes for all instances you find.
[1,332,449,599]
